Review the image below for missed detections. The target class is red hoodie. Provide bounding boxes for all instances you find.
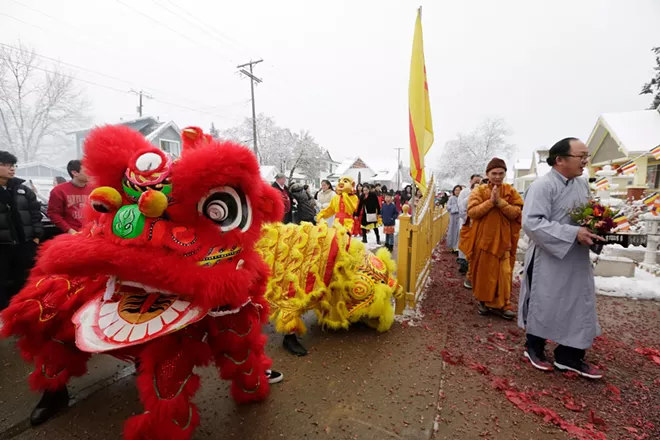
[47,181,93,232]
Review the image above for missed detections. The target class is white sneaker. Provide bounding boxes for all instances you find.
[463,279,472,289]
[265,369,283,384]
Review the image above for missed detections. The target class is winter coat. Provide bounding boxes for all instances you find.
[0,178,44,244]
[381,202,398,227]
[289,183,316,223]
[358,192,381,227]
[271,181,292,215]
[316,189,335,210]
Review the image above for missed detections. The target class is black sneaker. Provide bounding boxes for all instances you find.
[477,302,489,315]
[554,360,604,379]
[283,334,308,356]
[524,350,553,371]
[265,369,284,384]
[30,387,70,426]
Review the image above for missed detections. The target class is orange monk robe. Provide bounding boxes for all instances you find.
[465,183,523,310]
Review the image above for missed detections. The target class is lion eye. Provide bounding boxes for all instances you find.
[135,152,163,172]
[197,187,252,232]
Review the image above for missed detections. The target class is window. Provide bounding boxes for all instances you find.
[160,139,181,157]
[647,164,660,189]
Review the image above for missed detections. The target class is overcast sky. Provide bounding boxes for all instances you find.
[2,0,659,172]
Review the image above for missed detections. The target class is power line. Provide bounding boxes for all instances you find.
[0,42,248,120]
[163,0,248,53]
[149,0,241,61]
[0,55,243,122]
[114,0,236,67]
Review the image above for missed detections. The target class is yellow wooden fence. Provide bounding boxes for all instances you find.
[395,177,450,314]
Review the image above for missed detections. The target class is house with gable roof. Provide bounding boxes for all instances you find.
[586,108,660,199]
[69,116,182,159]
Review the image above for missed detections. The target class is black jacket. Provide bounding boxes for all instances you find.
[0,178,44,244]
[358,192,381,226]
[289,183,316,222]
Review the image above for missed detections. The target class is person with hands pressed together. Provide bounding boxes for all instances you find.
[465,158,523,320]
[518,137,605,379]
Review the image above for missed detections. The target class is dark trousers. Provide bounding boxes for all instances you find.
[0,242,37,310]
[283,211,292,225]
[526,333,585,365]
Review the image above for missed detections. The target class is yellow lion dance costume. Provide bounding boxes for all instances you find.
[257,221,402,340]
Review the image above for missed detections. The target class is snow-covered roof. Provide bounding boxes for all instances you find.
[594,110,660,155]
[145,121,181,141]
[260,165,279,181]
[285,170,309,180]
[14,162,68,178]
[334,158,358,176]
[514,160,531,171]
[372,169,397,182]
[67,116,160,134]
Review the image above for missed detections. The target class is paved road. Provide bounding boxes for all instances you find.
[1,313,446,440]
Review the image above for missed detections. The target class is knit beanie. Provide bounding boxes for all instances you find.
[486,157,507,173]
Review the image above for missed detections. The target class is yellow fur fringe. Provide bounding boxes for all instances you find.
[256,221,402,335]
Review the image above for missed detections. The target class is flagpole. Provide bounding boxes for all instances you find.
[410,4,421,224]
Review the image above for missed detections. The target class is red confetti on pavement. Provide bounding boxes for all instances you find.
[634,347,660,366]
[420,242,660,440]
[469,362,490,375]
[440,349,463,365]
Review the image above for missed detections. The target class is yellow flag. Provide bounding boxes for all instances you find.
[408,7,434,195]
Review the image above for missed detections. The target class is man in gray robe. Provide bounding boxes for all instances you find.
[518,137,605,379]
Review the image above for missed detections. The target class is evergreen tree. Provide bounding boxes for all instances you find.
[640,47,660,110]
[209,122,220,139]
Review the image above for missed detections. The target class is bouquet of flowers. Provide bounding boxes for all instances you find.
[569,200,617,254]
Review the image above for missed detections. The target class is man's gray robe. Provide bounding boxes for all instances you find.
[518,168,601,349]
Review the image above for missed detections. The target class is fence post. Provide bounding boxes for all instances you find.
[395,205,412,314]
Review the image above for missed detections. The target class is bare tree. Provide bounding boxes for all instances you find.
[223,113,290,165]
[0,43,90,162]
[640,47,660,110]
[223,114,326,183]
[436,117,515,186]
[285,129,323,185]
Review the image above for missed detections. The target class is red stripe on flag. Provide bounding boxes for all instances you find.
[409,111,423,183]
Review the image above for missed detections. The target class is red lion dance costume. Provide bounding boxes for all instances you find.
[0,126,284,439]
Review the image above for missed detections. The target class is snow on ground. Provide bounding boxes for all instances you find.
[595,267,660,300]
[515,260,658,300]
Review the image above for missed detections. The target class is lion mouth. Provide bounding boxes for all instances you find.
[72,277,206,353]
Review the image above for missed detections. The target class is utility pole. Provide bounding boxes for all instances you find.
[394,147,404,190]
[237,59,263,164]
[129,89,153,117]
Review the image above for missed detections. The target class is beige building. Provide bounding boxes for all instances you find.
[513,149,551,195]
[586,108,660,199]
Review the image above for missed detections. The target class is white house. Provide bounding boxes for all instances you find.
[260,165,279,183]
[14,162,69,202]
[513,149,551,194]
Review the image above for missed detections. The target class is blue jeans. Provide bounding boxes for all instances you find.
[385,234,395,245]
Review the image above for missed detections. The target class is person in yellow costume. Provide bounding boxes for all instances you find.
[257,221,402,356]
[316,176,359,231]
